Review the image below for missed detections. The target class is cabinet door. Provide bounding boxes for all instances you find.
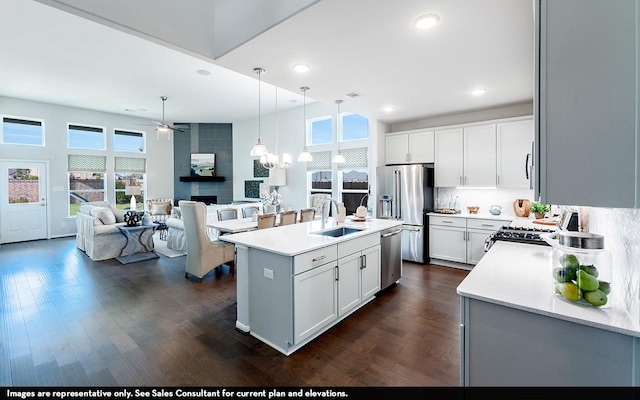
[537,0,638,207]
[464,124,496,187]
[466,229,492,265]
[408,131,435,163]
[337,252,362,317]
[360,245,381,300]
[435,128,464,187]
[385,134,409,165]
[497,119,533,188]
[293,262,338,344]
[428,224,466,263]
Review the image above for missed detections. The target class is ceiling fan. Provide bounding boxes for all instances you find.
[140,96,189,140]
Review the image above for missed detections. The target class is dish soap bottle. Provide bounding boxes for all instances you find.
[454,196,460,212]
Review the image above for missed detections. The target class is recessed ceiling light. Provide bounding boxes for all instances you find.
[383,105,396,112]
[471,88,487,96]
[197,69,211,75]
[292,64,310,73]
[414,14,440,30]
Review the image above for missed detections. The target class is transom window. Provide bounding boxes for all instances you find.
[68,124,105,150]
[1,116,45,146]
[114,129,145,153]
[340,113,369,141]
[309,116,332,145]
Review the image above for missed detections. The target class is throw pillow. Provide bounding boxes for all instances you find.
[109,206,126,223]
[90,207,117,225]
[79,204,96,215]
[150,201,171,216]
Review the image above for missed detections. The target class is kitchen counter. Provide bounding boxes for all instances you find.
[457,240,640,386]
[428,211,515,221]
[220,217,401,256]
[219,217,402,354]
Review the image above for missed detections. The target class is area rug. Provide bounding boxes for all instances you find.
[153,233,186,258]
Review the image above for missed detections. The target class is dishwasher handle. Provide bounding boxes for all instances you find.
[381,228,402,238]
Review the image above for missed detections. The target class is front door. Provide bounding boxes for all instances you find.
[0,160,48,243]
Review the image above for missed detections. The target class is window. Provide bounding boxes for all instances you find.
[341,169,369,214]
[8,168,41,204]
[68,124,105,150]
[309,116,332,145]
[114,157,146,211]
[68,155,106,216]
[114,129,145,153]
[1,116,45,146]
[311,171,332,195]
[340,113,369,141]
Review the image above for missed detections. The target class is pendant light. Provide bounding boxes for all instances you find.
[250,67,268,157]
[261,86,292,169]
[332,99,346,164]
[297,86,313,162]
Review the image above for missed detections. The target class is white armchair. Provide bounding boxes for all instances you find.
[179,201,235,282]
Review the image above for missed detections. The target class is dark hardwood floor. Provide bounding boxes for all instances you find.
[0,237,469,387]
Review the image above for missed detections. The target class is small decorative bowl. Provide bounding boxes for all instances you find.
[467,206,480,214]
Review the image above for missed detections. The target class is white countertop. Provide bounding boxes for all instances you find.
[219,217,402,256]
[427,211,513,221]
[457,240,640,338]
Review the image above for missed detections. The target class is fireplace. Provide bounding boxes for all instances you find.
[190,195,217,205]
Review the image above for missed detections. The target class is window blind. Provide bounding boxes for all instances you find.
[115,157,146,173]
[307,151,331,171]
[337,147,368,169]
[67,154,106,172]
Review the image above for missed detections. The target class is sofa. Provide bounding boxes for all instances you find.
[75,201,155,261]
[166,202,262,252]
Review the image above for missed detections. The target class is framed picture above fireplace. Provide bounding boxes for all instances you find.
[191,153,215,177]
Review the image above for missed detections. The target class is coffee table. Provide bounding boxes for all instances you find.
[116,224,158,264]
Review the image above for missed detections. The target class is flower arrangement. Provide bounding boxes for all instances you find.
[261,189,282,207]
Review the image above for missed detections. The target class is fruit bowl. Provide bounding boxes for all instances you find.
[467,206,479,214]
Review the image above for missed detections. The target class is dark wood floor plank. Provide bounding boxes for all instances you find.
[0,237,470,386]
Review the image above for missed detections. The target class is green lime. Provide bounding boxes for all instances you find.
[559,253,579,270]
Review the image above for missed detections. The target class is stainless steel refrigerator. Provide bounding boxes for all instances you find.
[376,164,434,263]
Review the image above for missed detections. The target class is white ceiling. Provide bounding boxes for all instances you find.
[0,0,534,126]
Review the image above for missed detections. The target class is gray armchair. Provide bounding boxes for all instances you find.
[179,201,235,282]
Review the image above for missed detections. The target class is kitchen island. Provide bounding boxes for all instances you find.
[219,217,402,355]
[457,240,640,386]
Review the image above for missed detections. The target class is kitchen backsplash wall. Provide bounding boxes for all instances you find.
[583,207,640,318]
[435,187,534,217]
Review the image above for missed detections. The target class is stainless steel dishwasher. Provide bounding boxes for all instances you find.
[380,226,402,291]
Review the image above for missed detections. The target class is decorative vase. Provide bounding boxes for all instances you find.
[513,199,531,217]
[266,205,277,214]
[124,210,140,226]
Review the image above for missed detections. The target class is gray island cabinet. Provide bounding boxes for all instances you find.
[457,241,640,386]
[220,218,399,356]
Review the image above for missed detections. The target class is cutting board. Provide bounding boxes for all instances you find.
[532,219,558,226]
[513,199,531,217]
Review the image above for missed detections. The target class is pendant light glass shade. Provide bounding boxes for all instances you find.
[297,87,313,162]
[250,68,268,157]
[332,99,345,164]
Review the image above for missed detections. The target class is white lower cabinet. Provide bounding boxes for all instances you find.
[249,232,383,355]
[429,216,509,266]
[293,262,338,344]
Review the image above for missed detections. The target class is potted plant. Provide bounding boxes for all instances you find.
[260,189,282,214]
[531,202,549,219]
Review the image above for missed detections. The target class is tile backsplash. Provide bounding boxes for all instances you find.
[435,187,534,217]
[583,207,640,317]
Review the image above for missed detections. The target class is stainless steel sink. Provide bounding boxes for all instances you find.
[312,227,362,237]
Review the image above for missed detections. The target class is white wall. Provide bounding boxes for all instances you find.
[0,96,174,238]
[233,100,386,212]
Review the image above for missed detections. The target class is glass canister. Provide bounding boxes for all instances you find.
[551,232,612,308]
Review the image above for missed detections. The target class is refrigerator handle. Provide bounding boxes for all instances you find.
[396,169,402,220]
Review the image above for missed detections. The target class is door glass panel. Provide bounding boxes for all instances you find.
[8,168,39,204]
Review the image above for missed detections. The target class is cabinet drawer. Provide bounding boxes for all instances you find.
[429,216,466,228]
[294,245,338,275]
[337,233,380,259]
[466,218,510,231]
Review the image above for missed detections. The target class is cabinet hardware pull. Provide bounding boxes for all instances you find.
[335,265,339,281]
[312,255,326,262]
[481,224,494,227]
[525,152,530,180]
[442,220,453,223]
[459,176,463,185]
[381,229,402,237]
[362,254,367,269]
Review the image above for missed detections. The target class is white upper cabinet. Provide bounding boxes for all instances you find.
[434,128,464,187]
[537,0,639,207]
[464,124,496,187]
[435,125,496,187]
[497,118,534,189]
[385,130,434,165]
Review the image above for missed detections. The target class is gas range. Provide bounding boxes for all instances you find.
[485,225,556,251]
